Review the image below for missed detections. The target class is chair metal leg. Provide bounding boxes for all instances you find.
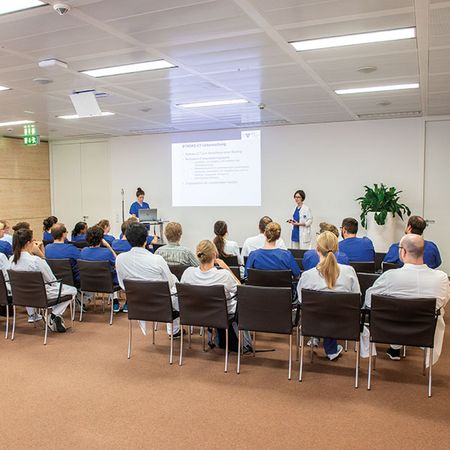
[296,325,300,361]
[109,294,113,325]
[11,305,16,341]
[179,326,184,366]
[5,304,9,339]
[79,292,84,322]
[237,330,241,374]
[299,335,304,382]
[202,329,206,352]
[373,352,377,371]
[355,341,360,389]
[152,321,155,344]
[310,338,314,363]
[44,308,48,345]
[428,348,433,398]
[344,340,348,352]
[199,326,204,336]
[403,345,407,358]
[224,327,229,373]
[154,322,158,331]
[288,334,292,380]
[188,326,192,349]
[169,323,174,365]
[252,331,256,357]
[423,348,427,376]
[368,339,373,390]
[127,320,132,359]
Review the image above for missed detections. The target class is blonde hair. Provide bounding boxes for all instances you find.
[319,222,339,238]
[97,219,110,230]
[196,240,217,264]
[316,231,340,289]
[165,222,182,243]
[265,222,281,243]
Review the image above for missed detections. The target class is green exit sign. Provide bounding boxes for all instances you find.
[23,123,40,146]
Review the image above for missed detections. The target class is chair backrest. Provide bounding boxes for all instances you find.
[370,295,437,348]
[0,271,9,306]
[169,264,190,281]
[237,285,293,334]
[294,258,303,270]
[46,258,75,287]
[70,241,89,249]
[247,268,292,287]
[356,272,380,301]
[7,270,49,308]
[382,262,401,272]
[300,289,361,341]
[78,260,114,293]
[222,255,239,266]
[42,239,53,247]
[289,248,306,258]
[229,266,241,281]
[374,252,386,272]
[349,261,375,273]
[152,243,166,252]
[124,279,174,323]
[176,283,229,329]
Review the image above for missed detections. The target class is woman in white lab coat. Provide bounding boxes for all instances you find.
[288,190,313,249]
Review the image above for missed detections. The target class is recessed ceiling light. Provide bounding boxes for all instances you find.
[81,60,175,78]
[178,99,248,108]
[335,83,419,95]
[0,85,11,91]
[290,27,416,51]
[33,78,53,85]
[0,120,35,127]
[357,66,377,74]
[57,112,115,119]
[378,101,392,106]
[0,0,46,16]
[24,110,35,114]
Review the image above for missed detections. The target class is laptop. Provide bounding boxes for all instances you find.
[138,208,158,221]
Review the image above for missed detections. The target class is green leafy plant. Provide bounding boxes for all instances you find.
[356,184,411,228]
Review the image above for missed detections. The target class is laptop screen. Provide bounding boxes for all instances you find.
[138,208,157,221]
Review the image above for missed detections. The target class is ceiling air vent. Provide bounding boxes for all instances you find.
[64,133,111,139]
[129,127,178,134]
[233,119,290,127]
[358,111,422,120]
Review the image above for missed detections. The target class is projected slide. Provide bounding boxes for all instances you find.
[172,130,261,207]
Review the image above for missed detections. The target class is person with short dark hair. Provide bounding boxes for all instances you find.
[366,234,449,363]
[71,222,87,242]
[288,189,313,249]
[383,215,441,268]
[112,221,133,253]
[129,187,150,218]
[43,216,58,241]
[241,216,287,257]
[338,217,375,261]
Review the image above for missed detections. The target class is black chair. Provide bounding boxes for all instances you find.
[7,270,74,345]
[124,280,179,364]
[229,266,242,282]
[382,262,401,272]
[0,271,11,339]
[375,252,386,272]
[368,295,439,397]
[42,239,53,246]
[152,243,166,252]
[46,258,76,287]
[295,258,303,271]
[222,255,239,266]
[356,273,380,301]
[176,283,233,372]
[70,241,89,249]
[349,261,376,273]
[78,260,121,325]
[236,285,294,379]
[169,265,190,281]
[247,269,293,287]
[299,289,362,387]
[289,248,307,258]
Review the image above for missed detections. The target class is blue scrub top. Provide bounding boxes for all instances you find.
[338,237,375,262]
[245,248,301,278]
[45,243,81,283]
[291,207,301,242]
[112,239,132,253]
[103,234,115,245]
[129,201,150,217]
[384,240,441,269]
[71,234,86,242]
[302,250,350,271]
[43,231,53,241]
[0,240,12,258]
[80,247,118,284]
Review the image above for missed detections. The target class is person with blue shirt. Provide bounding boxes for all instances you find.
[112,221,133,253]
[121,216,157,249]
[0,222,12,258]
[245,222,301,278]
[80,226,121,312]
[303,222,349,271]
[71,221,87,242]
[42,216,58,242]
[97,219,115,245]
[338,217,375,262]
[288,189,313,249]
[0,220,13,245]
[384,215,441,269]
[129,187,150,218]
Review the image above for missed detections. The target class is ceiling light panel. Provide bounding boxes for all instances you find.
[0,85,11,91]
[81,60,176,78]
[0,120,34,127]
[335,83,419,95]
[0,0,46,16]
[290,27,416,51]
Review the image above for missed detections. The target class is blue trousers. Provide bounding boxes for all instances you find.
[323,338,338,355]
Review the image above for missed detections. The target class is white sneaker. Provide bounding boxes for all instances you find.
[307,337,320,347]
[328,344,344,361]
[28,313,43,323]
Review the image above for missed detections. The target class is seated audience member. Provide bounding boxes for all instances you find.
[43,216,58,241]
[302,222,349,271]
[241,216,288,258]
[366,234,449,363]
[0,220,13,245]
[155,222,198,267]
[12,222,45,258]
[71,222,88,242]
[384,215,441,269]
[45,223,81,284]
[245,222,300,278]
[10,228,76,331]
[297,231,361,360]
[124,216,157,248]
[0,221,12,258]
[116,223,179,335]
[80,226,121,312]
[338,217,375,261]
[0,252,10,281]
[213,220,243,266]
[112,221,132,253]
[97,219,115,245]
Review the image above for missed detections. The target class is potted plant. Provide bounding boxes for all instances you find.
[356,184,411,251]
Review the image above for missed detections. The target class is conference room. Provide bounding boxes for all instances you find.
[0,0,449,448]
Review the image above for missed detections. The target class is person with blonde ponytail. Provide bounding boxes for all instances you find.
[297,231,360,360]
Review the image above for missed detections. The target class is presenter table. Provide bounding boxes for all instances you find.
[140,220,169,243]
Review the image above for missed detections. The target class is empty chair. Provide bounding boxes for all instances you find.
[176,283,232,372]
[374,252,386,272]
[124,279,179,364]
[299,289,362,387]
[368,294,439,397]
[356,273,380,301]
[0,271,11,338]
[46,258,75,287]
[168,264,190,281]
[236,285,294,379]
[247,269,293,287]
[7,270,74,345]
[222,255,239,267]
[349,261,376,273]
[382,262,401,272]
[78,260,121,325]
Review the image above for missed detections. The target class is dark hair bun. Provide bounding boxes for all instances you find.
[136,187,145,197]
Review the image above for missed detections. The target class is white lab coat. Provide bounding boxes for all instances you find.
[365,264,449,365]
[297,204,313,249]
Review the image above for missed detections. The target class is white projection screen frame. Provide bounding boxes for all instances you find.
[171,130,261,207]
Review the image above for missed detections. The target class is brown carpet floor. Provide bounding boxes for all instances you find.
[0,305,449,450]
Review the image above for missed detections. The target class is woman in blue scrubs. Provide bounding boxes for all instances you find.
[43,216,58,241]
[288,190,312,249]
[71,221,87,242]
[129,187,150,218]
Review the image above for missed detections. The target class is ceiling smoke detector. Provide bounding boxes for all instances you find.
[33,77,53,85]
[357,66,377,74]
[53,3,70,15]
